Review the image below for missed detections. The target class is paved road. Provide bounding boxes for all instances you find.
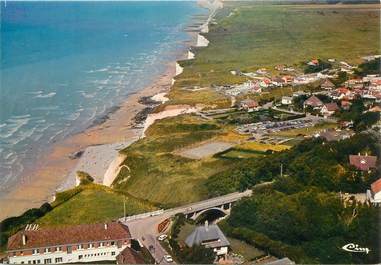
[122,190,253,264]
[142,234,172,265]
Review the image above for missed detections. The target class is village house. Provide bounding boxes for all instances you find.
[6,222,133,264]
[185,222,230,259]
[259,78,272,88]
[292,90,308,98]
[321,79,335,90]
[321,102,339,117]
[341,100,352,110]
[293,74,320,86]
[239,99,259,111]
[333,87,352,100]
[303,95,323,109]
[281,75,294,85]
[281,96,293,105]
[116,247,144,264]
[349,154,377,172]
[315,129,353,142]
[271,77,285,87]
[307,59,319,66]
[367,178,381,205]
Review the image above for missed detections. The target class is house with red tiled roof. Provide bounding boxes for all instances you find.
[349,154,377,171]
[334,87,352,100]
[321,79,335,90]
[116,247,145,264]
[341,100,352,110]
[303,95,323,109]
[367,178,381,204]
[321,102,339,117]
[239,99,259,111]
[7,222,132,264]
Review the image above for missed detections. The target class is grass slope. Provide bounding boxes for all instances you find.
[113,115,238,207]
[38,185,157,226]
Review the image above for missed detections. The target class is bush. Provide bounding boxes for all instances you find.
[0,203,53,249]
[76,171,94,185]
[224,226,313,263]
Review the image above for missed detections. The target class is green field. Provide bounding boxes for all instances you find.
[169,3,380,105]
[38,185,157,226]
[112,115,238,207]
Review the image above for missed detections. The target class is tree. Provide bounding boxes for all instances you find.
[180,245,215,264]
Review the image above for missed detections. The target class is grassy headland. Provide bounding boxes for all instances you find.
[169,3,379,105]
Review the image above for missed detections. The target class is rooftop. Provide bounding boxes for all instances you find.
[116,247,145,264]
[185,223,230,249]
[371,178,381,194]
[349,154,377,171]
[7,222,131,251]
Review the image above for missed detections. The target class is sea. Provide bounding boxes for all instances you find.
[0,1,206,194]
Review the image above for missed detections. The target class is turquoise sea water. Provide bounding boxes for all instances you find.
[0,1,205,193]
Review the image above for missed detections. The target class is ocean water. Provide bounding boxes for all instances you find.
[0,1,206,193]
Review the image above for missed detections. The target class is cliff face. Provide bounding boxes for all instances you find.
[188,50,195,60]
[175,62,184,76]
[197,34,209,47]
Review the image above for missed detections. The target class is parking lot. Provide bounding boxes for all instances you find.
[236,116,325,136]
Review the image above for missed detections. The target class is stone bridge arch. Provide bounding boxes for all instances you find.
[186,203,233,220]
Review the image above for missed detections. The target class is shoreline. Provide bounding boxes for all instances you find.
[0,1,219,221]
[0,60,184,218]
[0,63,177,220]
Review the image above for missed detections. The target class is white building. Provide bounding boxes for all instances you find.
[7,222,133,264]
[281,96,293,105]
[185,222,230,258]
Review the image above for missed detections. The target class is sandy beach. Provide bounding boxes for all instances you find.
[0,0,221,221]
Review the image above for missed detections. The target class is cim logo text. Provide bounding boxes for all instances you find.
[342,243,370,254]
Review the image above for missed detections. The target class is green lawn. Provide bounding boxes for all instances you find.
[38,185,157,226]
[228,237,265,263]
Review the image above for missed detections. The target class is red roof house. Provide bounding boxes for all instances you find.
[303,95,323,108]
[349,154,377,171]
[116,247,145,264]
[321,102,339,116]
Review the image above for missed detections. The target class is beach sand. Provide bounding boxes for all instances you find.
[0,65,175,221]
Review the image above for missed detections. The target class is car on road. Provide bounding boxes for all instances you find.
[157,234,168,241]
[164,255,173,263]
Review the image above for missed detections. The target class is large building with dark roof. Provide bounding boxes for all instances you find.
[185,222,230,257]
[7,222,132,264]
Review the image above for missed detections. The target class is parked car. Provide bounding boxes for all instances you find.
[157,234,168,241]
[164,255,173,263]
